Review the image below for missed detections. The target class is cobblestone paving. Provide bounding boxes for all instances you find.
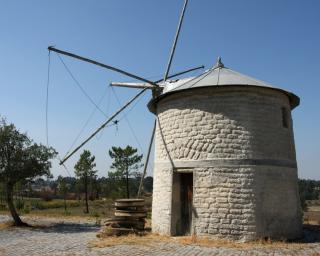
[0,215,320,256]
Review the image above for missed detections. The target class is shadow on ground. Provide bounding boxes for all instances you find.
[31,223,100,234]
[297,224,320,243]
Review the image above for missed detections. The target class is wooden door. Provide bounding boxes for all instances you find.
[180,173,193,235]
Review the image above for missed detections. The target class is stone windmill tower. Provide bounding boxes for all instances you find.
[47,0,302,242]
[148,57,302,241]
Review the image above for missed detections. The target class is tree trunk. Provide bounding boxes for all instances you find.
[96,187,99,200]
[6,183,27,226]
[64,195,67,212]
[126,167,130,198]
[84,176,89,213]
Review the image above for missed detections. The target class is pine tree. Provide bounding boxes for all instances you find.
[74,150,96,213]
[108,145,143,198]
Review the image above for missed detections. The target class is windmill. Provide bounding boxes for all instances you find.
[47,1,303,239]
[48,0,200,196]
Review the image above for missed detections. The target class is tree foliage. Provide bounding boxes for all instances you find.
[74,150,96,213]
[57,175,68,211]
[108,145,143,198]
[0,118,57,225]
[298,179,320,211]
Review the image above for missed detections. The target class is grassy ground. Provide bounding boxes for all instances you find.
[0,196,152,221]
[1,198,319,229]
[0,198,115,220]
[1,198,320,251]
[304,200,320,225]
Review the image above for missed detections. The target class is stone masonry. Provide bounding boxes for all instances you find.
[151,86,302,241]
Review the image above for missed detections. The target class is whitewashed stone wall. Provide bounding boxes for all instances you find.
[151,86,302,241]
[152,166,173,234]
[193,166,301,240]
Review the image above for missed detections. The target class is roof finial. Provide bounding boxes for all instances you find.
[214,56,224,69]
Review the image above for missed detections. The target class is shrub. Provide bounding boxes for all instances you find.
[15,200,24,210]
[64,210,71,216]
[90,211,100,218]
[31,199,80,210]
[68,201,80,208]
[22,205,30,214]
[31,200,45,210]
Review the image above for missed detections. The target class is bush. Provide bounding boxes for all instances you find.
[64,210,71,216]
[22,205,30,214]
[90,211,100,218]
[68,201,81,208]
[0,203,7,211]
[31,199,80,210]
[31,200,45,210]
[15,200,24,210]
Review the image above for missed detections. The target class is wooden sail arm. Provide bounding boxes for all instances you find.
[110,65,205,90]
[59,88,148,165]
[58,65,204,165]
[110,82,162,89]
[48,46,159,88]
[163,0,189,81]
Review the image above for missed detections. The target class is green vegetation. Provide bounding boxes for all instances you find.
[108,145,143,198]
[0,197,152,220]
[0,199,106,218]
[0,117,56,226]
[298,179,320,211]
[57,176,68,212]
[0,168,153,220]
[74,150,97,213]
[0,116,153,225]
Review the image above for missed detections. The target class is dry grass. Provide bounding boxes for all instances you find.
[176,235,306,249]
[91,233,308,249]
[0,215,96,231]
[0,221,14,230]
[90,233,172,248]
[0,220,52,230]
[304,211,320,226]
[305,220,320,225]
[0,198,115,220]
[25,212,96,222]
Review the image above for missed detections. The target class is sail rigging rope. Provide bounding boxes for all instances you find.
[62,86,113,159]
[56,53,108,118]
[111,87,154,173]
[57,155,73,177]
[111,87,146,155]
[56,53,123,163]
[117,90,147,122]
[45,52,73,178]
[46,51,148,175]
[45,51,51,147]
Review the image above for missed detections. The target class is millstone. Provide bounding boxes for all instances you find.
[114,211,147,218]
[115,199,145,207]
[99,198,147,237]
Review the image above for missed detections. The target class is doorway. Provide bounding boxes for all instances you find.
[171,172,193,235]
[180,172,193,235]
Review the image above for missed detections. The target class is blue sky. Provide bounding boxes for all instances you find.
[0,0,319,179]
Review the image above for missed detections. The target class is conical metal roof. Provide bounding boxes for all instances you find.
[154,57,299,110]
